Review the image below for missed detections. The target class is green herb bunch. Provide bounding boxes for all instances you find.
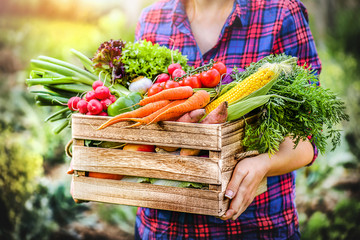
[237,54,349,155]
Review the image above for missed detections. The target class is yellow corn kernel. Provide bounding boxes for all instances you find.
[205,67,275,113]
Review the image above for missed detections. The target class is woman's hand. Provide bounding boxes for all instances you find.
[220,154,270,221]
[220,137,315,221]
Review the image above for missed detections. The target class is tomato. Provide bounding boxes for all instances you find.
[183,76,202,88]
[200,69,221,88]
[172,69,186,79]
[147,83,163,96]
[167,63,182,75]
[164,80,180,89]
[212,61,227,76]
[178,79,185,86]
[155,73,170,83]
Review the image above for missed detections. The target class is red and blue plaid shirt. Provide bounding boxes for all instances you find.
[135,0,321,239]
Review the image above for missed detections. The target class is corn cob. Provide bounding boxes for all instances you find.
[205,67,276,113]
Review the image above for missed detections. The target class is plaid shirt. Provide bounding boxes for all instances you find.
[135,0,321,239]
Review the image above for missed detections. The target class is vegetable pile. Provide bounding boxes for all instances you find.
[27,38,349,190]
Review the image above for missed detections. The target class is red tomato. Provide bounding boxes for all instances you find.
[212,61,227,76]
[155,73,170,83]
[178,79,185,86]
[183,76,202,88]
[147,83,163,96]
[164,80,180,89]
[167,63,182,75]
[172,69,186,79]
[200,69,221,88]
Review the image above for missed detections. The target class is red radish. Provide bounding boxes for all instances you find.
[67,96,81,111]
[172,69,186,79]
[95,86,110,100]
[164,80,180,89]
[155,73,170,83]
[100,98,113,110]
[99,112,108,116]
[87,99,103,115]
[77,99,88,114]
[92,80,104,90]
[109,94,117,103]
[84,90,96,101]
[168,63,182,75]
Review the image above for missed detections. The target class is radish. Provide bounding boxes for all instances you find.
[92,80,104,90]
[100,98,113,111]
[95,86,110,100]
[67,96,81,111]
[155,73,170,83]
[87,99,103,115]
[109,94,117,103]
[167,63,182,75]
[172,69,186,79]
[84,90,96,101]
[77,99,88,114]
[98,112,108,116]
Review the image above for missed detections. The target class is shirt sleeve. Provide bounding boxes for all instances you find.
[135,9,147,42]
[274,0,322,75]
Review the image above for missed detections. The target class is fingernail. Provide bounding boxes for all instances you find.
[225,190,234,199]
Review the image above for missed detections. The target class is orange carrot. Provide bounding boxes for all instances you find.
[148,90,210,125]
[139,86,193,106]
[97,100,171,130]
[124,100,186,128]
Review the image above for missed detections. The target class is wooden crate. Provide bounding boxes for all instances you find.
[71,114,267,217]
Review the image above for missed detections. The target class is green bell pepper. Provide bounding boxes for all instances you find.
[107,92,143,116]
[127,92,142,110]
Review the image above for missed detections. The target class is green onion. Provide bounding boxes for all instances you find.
[38,55,97,81]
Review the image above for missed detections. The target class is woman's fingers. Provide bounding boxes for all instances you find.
[221,155,270,221]
[225,165,249,199]
[221,171,256,220]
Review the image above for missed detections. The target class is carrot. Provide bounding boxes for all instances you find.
[139,86,193,106]
[124,100,187,128]
[97,100,171,130]
[88,172,124,180]
[148,90,210,125]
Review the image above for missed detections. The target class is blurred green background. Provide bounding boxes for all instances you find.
[0,0,359,239]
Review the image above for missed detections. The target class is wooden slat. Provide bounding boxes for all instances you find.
[72,146,220,184]
[221,128,244,147]
[219,141,244,159]
[220,118,246,135]
[72,176,223,216]
[72,114,222,150]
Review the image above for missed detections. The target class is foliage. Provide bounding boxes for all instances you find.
[15,181,89,240]
[301,199,360,240]
[97,205,138,234]
[236,54,349,155]
[0,127,43,236]
[92,39,127,86]
[327,6,360,62]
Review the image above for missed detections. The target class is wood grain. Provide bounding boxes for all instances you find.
[72,176,224,216]
[70,114,267,216]
[72,145,220,184]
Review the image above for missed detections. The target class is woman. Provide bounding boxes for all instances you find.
[135,0,321,239]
